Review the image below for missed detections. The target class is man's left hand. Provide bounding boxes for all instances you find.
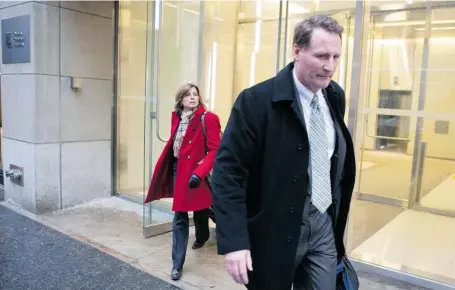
[188,174,202,188]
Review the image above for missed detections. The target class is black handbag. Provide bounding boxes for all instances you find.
[336,255,359,290]
[200,112,223,223]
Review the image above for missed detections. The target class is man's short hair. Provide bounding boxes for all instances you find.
[293,15,344,48]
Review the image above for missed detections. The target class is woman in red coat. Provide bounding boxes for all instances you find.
[144,83,221,281]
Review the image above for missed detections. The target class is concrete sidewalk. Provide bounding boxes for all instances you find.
[0,197,431,290]
[0,205,179,290]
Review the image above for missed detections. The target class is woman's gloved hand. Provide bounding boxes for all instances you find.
[188,174,202,189]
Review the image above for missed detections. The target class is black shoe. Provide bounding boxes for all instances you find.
[192,241,205,249]
[171,268,182,281]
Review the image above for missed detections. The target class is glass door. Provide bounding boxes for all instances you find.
[356,6,455,215]
[408,6,455,217]
[142,0,239,237]
[347,4,455,286]
[143,0,204,237]
[356,8,426,207]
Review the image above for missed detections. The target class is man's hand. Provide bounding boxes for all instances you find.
[225,250,253,285]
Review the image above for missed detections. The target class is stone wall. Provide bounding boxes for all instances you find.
[0,1,114,213]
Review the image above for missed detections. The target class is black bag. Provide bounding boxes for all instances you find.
[336,255,359,290]
[200,112,223,223]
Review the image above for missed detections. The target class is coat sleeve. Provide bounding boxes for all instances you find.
[193,112,221,179]
[211,89,260,255]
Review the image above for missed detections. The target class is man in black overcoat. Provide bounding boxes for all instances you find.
[211,15,357,290]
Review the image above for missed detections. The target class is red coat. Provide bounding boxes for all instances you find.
[144,106,221,212]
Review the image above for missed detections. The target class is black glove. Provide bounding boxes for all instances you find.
[188,174,202,189]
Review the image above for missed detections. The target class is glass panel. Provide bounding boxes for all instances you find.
[117,1,149,198]
[201,1,239,128]
[140,1,238,232]
[238,0,280,20]
[347,4,455,287]
[415,8,455,214]
[330,12,354,124]
[417,120,455,213]
[234,20,279,94]
[142,1,204,231]
[235,0,280,96]
[356,9,425,202]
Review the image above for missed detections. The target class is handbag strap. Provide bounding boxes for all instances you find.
[201,112,209,154]
[201,111,223,154]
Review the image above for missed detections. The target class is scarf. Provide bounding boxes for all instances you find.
[173,110,195,158]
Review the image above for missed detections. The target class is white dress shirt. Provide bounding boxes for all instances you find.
[292,69,335,159]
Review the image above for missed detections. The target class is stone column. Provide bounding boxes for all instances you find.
[0,1,114,214]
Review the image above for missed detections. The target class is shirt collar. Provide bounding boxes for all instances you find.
[292,68,323,106]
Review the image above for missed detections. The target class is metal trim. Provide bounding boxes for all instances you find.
[357,192,407,207]
[143,218,195,238]
[148,1,157,189]
[143,222,173,237]
[230,1,240,104]
[111,1,119,197]
[154,0,167,143]
[237,7,356,24]
[412,205,455,218]
[342,12,351,90]
[275,0,283,74]
[360,108,455,120]
[344,0,367,247]
[370,0,455,15]
[350,258,455,290]
[415,142,427,203]
[346,0,365,138]
[116,192,143,204]
[282,0,289,69]
[408,3,432,209]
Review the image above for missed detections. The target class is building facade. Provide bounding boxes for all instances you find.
[1,1,455,289]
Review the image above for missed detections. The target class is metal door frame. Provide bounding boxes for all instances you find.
[141,0,206,238]
[351,3,455,218]
[347,2,455,289]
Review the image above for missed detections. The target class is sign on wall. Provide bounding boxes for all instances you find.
[2,15,30,64]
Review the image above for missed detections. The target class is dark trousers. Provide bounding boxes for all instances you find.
[293,196,337,290]
[171,157,210,270]
[172,210,210,269]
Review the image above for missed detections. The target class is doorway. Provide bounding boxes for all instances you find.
[115,0,359,238]
[347,4,455,287]
[355,6,455,215]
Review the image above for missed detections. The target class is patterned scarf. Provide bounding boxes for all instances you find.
[173,110,195,158]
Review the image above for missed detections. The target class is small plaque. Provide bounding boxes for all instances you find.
[2,15,31,64]
[434,120,449,135]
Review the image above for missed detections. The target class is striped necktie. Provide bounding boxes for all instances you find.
[309,94,332,213]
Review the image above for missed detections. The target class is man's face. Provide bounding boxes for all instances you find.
[293,28,342,93]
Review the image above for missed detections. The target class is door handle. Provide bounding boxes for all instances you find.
[365,114,410,141]
[153,0,167,143]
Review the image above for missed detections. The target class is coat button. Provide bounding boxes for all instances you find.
[297,144,303,151]
[292,176,299,183]
[285,237,292,243]
[189,140,192,144]
[289,207,295,213]
[187,155,191,159]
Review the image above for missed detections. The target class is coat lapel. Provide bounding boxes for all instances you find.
[272,62,309,137]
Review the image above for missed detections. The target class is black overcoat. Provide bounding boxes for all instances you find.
[211,62,356,289]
